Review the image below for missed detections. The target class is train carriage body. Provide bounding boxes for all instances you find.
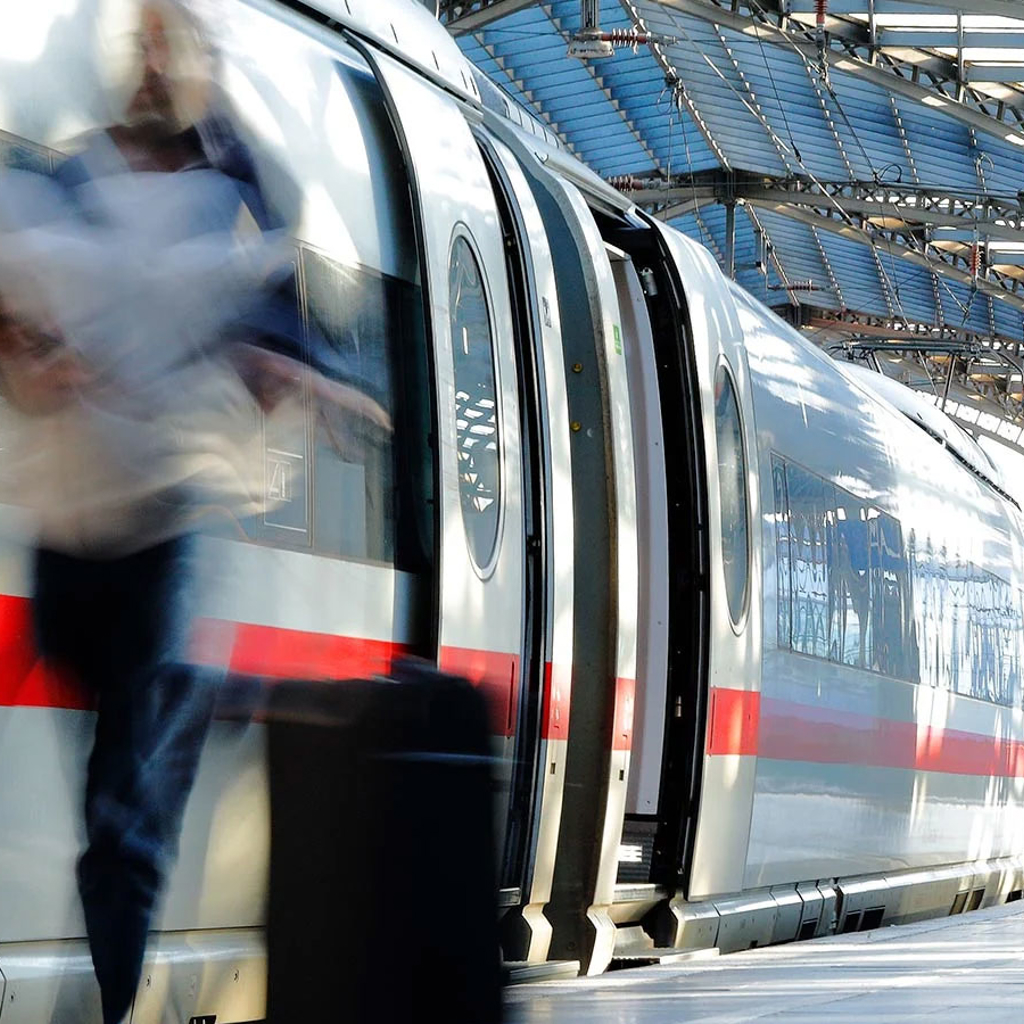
[0,0,1023,1018]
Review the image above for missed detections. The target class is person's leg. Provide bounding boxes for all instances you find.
[77,662,216,1023]
[43,537,215,1024]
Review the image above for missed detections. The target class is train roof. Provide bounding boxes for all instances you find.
[840,362,1017,510]
[298,0,481,104]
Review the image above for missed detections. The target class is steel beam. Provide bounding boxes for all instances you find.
[650,195,718,220]
[625,175,1024,244]
[441,0,540,34]
[896,0,1024,18]
[966,65,1024,84]
[735,187,1024,244]
[744,197,1024,312]
[787,0,973,11]
[791,0,1024,18]
[807,314,1020,355]
[878,31,1024,50]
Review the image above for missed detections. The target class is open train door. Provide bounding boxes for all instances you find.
[354,46,538,906]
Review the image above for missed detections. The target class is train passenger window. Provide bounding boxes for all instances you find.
[242,248,429,570]
[771,456,791,648]
[833,493,870,670]
[997,576,1021,706]
[302,250,397,564]
[911,535,942,689]
[903,531,921,685]
[948,556,969,695]
[871,513,907,678]
[984,572,1002,703]
[449,233,502,572]
[787,464,832,660]
[714,364,750,626]
[0,137,52,174]
[1018,589,1024,708]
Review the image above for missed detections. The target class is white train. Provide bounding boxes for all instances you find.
[2,0,1024,1019]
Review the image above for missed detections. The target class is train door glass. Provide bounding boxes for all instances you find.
[713,363,749,627]
[787,464,832,660]
[359,50,530,897]
[833,491,871,670]
[449,234,502,572]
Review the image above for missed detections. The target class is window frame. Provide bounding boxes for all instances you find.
[447,224,506,581]
[713,359,752,634]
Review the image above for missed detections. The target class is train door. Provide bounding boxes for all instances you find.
[649,224,762,905]
[595,215,712,939]
[355,49,538,901]
[473,129,576,964]
[598,213,759,915]
[484,127,641,975]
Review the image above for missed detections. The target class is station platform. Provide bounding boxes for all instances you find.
[506,902,1024,1023]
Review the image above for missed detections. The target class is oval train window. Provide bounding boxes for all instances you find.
[714,363,750,625]
[449,234,501,570]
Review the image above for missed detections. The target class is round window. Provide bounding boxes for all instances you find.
[714,363,750,626]
[449,234,501,570]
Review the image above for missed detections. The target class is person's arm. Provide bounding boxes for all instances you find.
[0,308,89,415]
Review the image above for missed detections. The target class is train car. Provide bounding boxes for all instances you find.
[1,0,1023,1019]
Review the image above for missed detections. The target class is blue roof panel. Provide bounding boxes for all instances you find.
[457,0,1022,347]
[816,231,890,316]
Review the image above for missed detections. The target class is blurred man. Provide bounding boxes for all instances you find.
[0,3,383,1020]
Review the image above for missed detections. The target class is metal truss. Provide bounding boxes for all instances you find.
[443,0,1024,147]
[619,169,1024,313]
[638,0,1024,149]
[738,178,1024,244]
[805,308,1024,435]
[439,0,539,33]
[806,309,1022,362]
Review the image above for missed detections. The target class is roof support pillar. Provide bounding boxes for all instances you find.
[724,172,737,280]
[725,201,736,280]
[943,353,957,407]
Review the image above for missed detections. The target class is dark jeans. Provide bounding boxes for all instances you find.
[33,538,216,1024]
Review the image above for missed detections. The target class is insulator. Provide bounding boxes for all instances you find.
[599,29,653,45]
[971,243,981,279]
[815,0,828,25]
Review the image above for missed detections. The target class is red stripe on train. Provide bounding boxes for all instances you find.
[612,676,636,752]
[0,595,528,738]
[540,661,571,741]
[439,646,519,738]
[706,687,760,756]
[0,595,92,710]
[191,618,404,680]
[707,685,1024,778]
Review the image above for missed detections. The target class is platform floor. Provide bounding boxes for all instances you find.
[507,903,1024,1023]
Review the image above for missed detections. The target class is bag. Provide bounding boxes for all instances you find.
[265,659,503,1024]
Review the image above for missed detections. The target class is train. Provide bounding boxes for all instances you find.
[2,0,1024,1019]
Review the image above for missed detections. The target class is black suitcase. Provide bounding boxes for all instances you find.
[264,659,503,1023]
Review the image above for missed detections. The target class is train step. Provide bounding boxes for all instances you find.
[610,947,720,969]
[503,960,582,984]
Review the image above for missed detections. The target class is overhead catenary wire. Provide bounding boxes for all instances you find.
[650,85,709,248]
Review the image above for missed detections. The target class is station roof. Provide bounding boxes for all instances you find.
[442,0,1024,448]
